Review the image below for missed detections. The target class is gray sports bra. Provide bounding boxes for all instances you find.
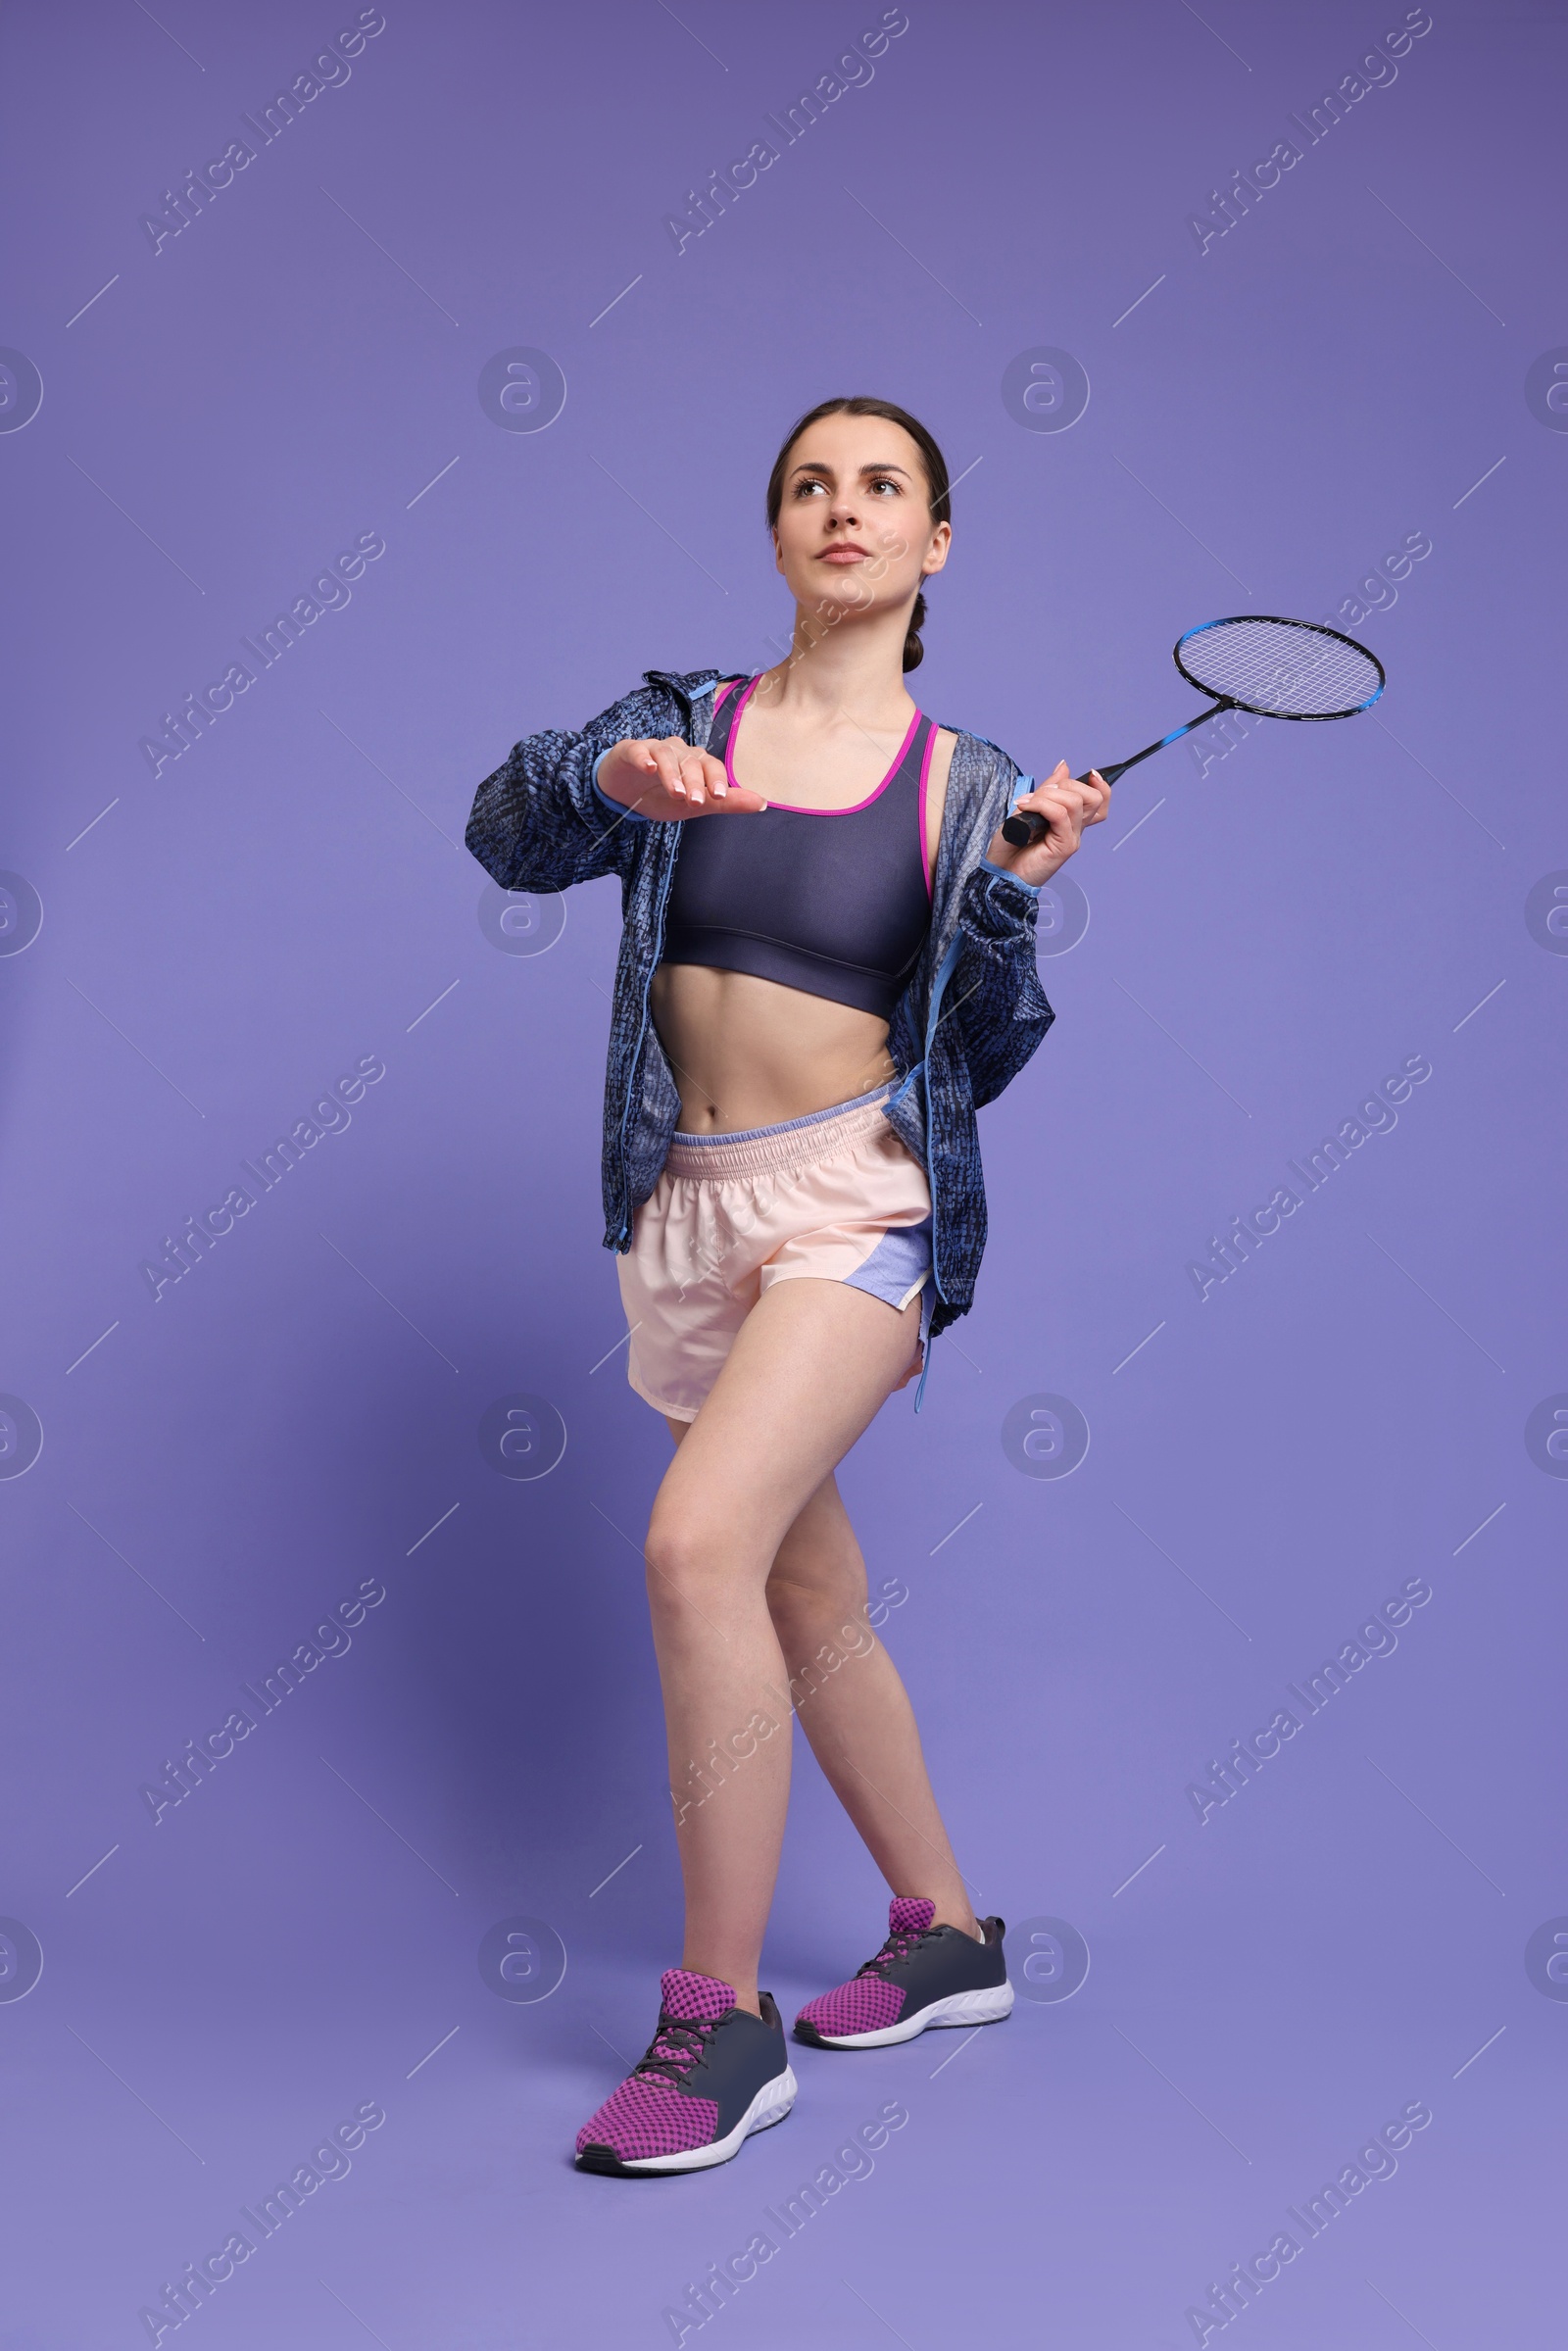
[659,676,936,1020]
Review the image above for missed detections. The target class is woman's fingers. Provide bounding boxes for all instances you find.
[617,737,767,818]
[989,761,1111,880]
[1018,763,1109,842]
[655,742,735,808]
[646,740,696,800]
[1015,786,1077,836]
[681,752,738,808]
[693,747,770,814]
[673,741,773,815]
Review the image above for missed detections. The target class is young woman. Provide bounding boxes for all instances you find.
[466,396,1108,2176]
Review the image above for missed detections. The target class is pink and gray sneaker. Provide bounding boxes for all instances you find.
[793,1898,1014,2049]
[575,1969,798,2176]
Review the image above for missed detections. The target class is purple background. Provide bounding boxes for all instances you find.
[2,1,1563,2343]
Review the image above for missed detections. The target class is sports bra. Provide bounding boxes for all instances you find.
[659,675,937,1021]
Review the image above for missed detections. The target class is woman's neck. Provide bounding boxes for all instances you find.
[755,603,915,723]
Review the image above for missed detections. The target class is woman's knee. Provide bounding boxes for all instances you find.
[644,1503,741,1614]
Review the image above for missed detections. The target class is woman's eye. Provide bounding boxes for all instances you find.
[869,477,900,495]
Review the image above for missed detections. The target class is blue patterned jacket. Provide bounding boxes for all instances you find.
[465,667,1054,1340]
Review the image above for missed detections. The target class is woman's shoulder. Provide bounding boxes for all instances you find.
[923,724,1021,865]
[933,722,1023,793]
[640,665,739,697]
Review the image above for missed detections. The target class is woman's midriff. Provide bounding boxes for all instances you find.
[651,964,896,1134]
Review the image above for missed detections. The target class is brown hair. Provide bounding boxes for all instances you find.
[764,396,951,672]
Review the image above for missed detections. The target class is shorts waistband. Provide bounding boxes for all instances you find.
[663,1085,894,1180]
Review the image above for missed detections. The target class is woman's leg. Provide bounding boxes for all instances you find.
[761,1474,980,1938]
[644,1277,923,2016]
[659,1454,979,1956]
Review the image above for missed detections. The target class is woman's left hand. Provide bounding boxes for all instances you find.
[984,760,1110,887]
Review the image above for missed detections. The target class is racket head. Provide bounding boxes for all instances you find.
[1174,614,1386,720]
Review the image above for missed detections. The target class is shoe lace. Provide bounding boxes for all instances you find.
[634,2012,718,2087]
[858,1923,931,1979]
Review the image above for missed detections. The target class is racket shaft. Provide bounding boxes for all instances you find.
[1000,703,1229,846]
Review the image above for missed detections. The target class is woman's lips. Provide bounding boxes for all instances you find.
[817,544,868,563]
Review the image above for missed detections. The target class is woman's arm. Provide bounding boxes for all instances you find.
[464,679,708,892]
[943,862,1056,1108]
[938,758,1107,1105]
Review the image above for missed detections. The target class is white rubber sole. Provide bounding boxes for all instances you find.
[614,2065,799,2173]
[808,1983,1015,2048]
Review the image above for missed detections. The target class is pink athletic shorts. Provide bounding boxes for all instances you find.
[616,1084,935,1421]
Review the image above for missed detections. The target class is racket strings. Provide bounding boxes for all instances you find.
[1178,618,1382,717]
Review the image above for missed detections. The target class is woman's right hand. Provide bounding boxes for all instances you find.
[596,737,768,821]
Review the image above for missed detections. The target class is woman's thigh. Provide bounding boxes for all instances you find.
[648,1277,921,1578]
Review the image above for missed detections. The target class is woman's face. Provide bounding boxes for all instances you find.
[771,411,950,629]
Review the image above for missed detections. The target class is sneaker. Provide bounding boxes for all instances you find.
[793,1898,1014,2049]
[575,1969,798,2176]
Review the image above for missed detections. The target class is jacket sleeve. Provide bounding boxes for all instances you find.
[464,677,682,892]
[943,862,1056,1108]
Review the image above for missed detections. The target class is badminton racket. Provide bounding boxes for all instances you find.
[1001,614,1386,848]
